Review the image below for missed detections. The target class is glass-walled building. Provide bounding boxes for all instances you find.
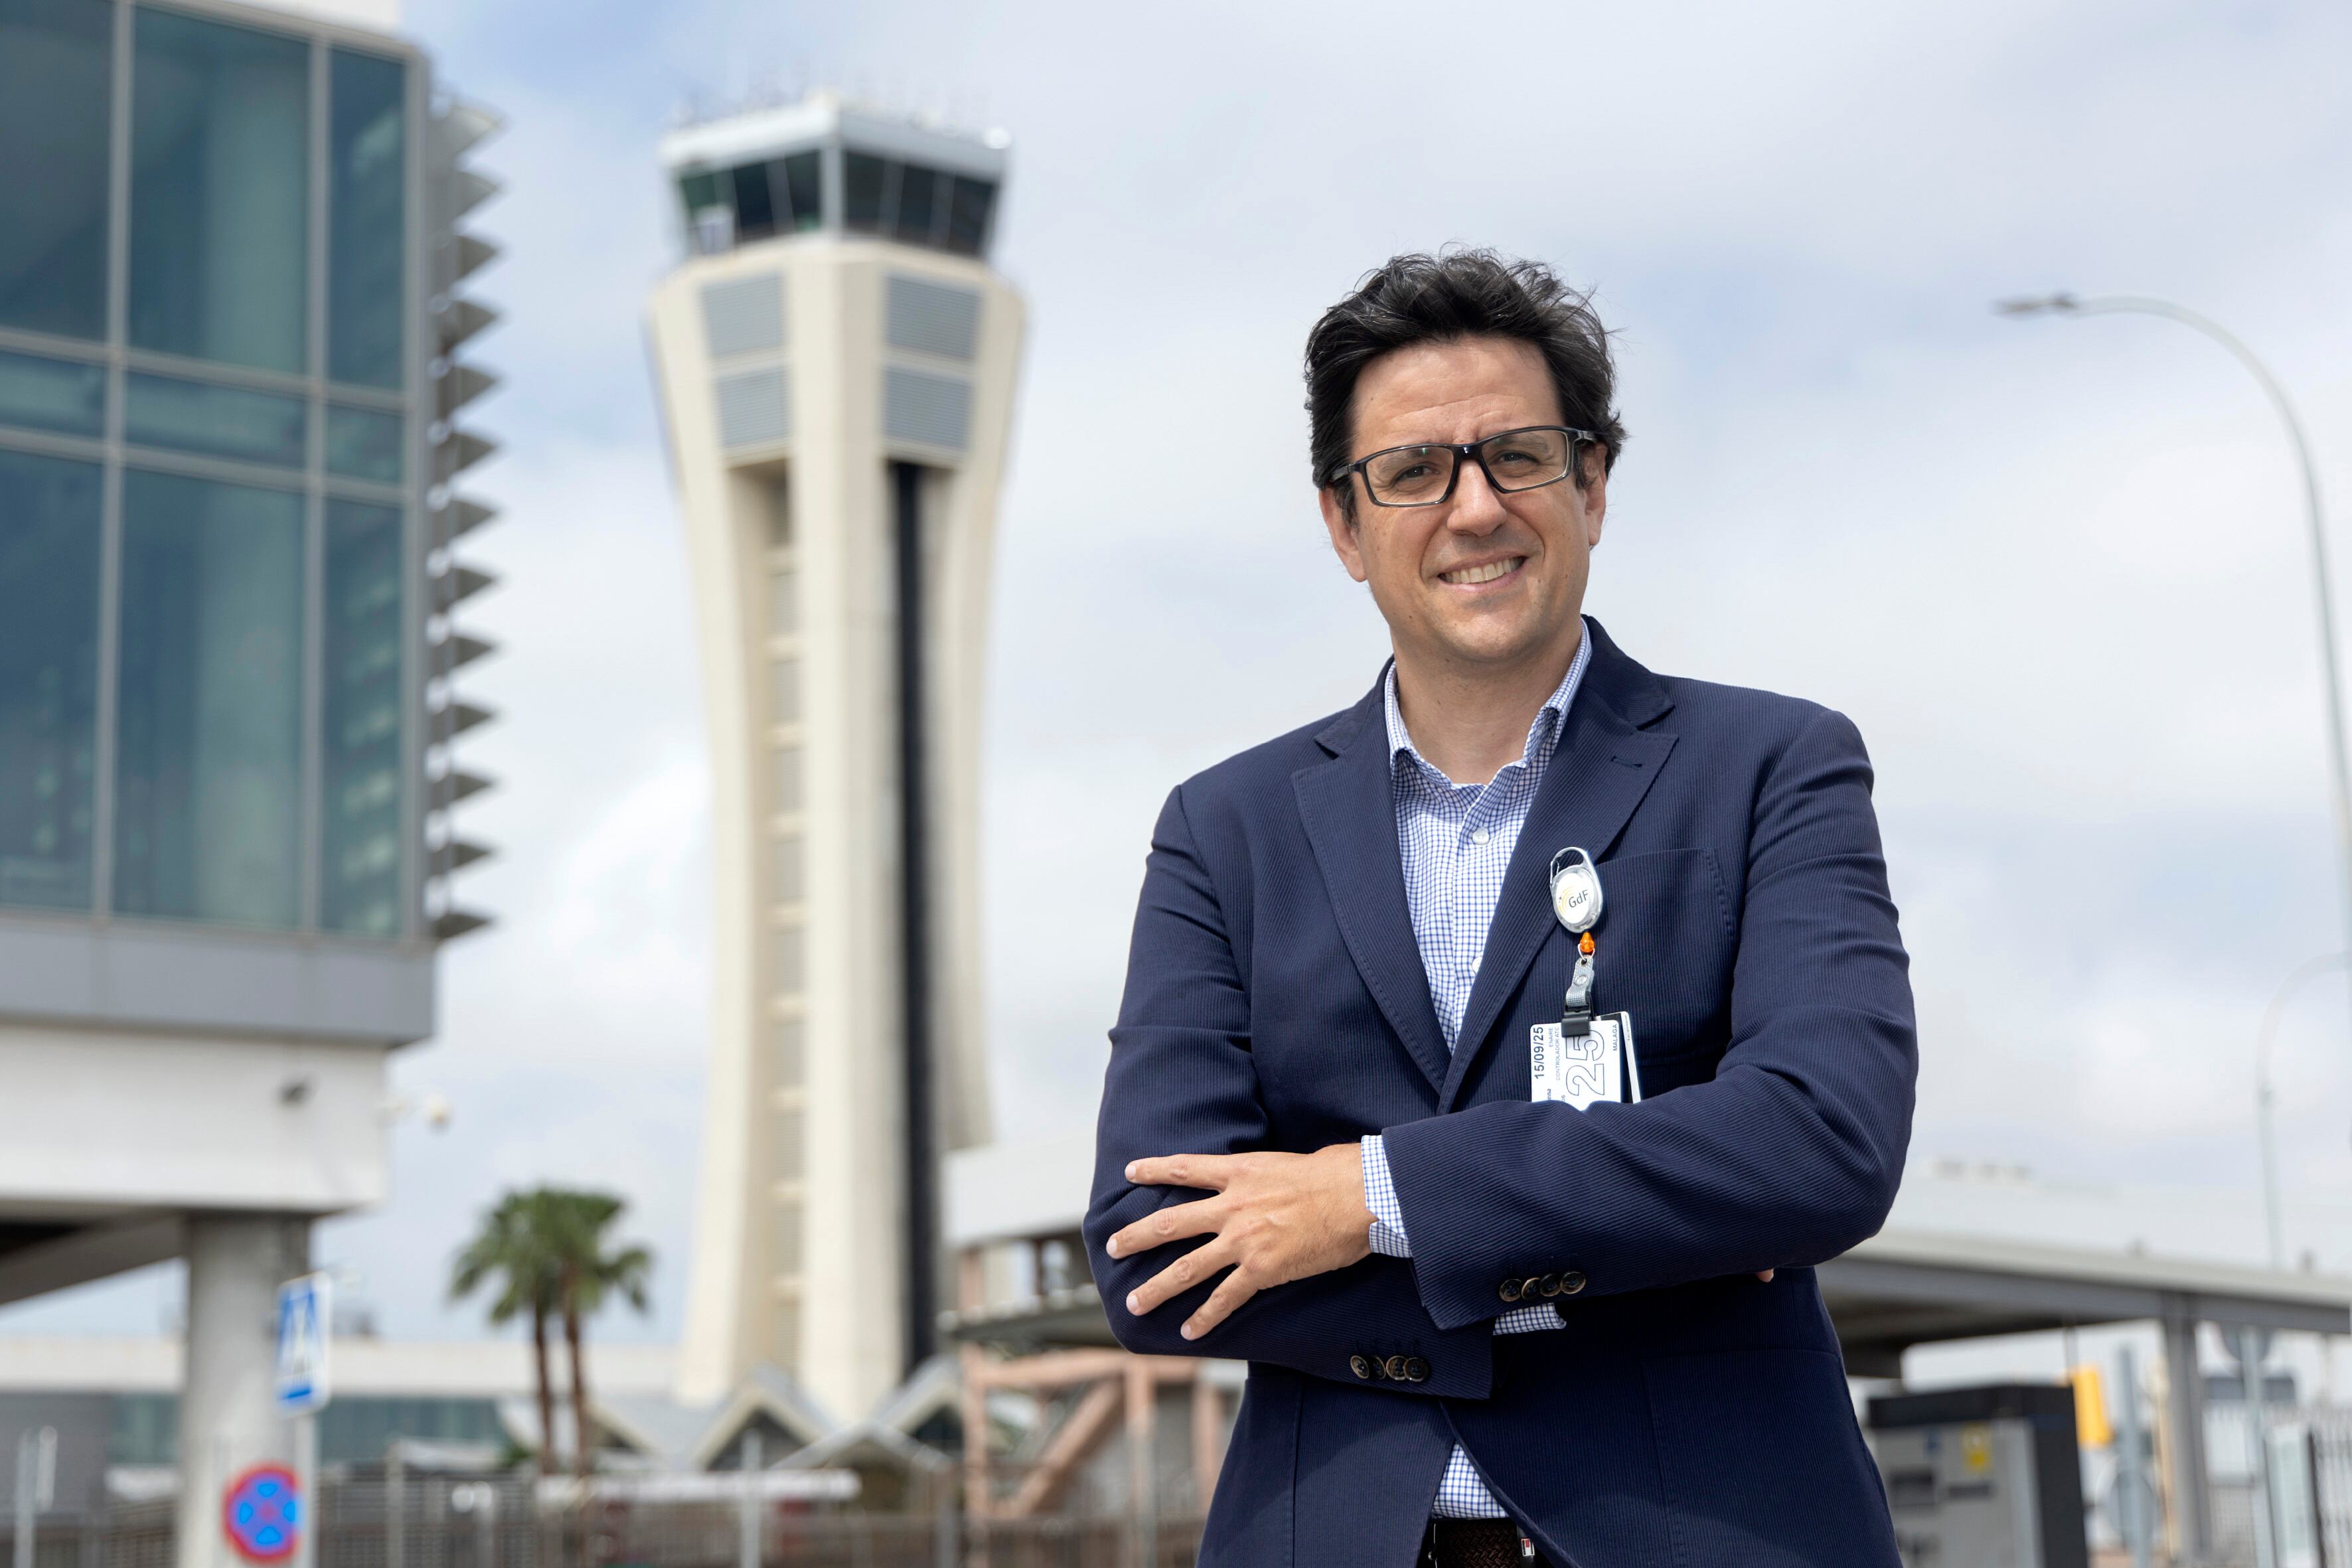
[0,0,499,1555]
[0,0,495,994]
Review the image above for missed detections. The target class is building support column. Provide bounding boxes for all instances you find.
[1124,1360,1154,1568]
[177,1214,310,1568]
[2161,1306,2213,1567]
[1189,1371,1222,1516]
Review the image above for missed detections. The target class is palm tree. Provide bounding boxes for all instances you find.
[449,1192,561,1474]
[538,1190,654,1477]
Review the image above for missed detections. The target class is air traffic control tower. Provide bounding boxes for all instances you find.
[648,95,1022,1422]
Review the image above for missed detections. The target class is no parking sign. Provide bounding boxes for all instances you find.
[222,1464,301,1562]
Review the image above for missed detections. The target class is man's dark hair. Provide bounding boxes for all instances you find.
[1305,250,1626,511]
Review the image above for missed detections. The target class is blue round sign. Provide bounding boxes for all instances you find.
[223,1464,301,1562]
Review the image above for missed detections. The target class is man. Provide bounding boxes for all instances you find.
[1082,250,1915,1567]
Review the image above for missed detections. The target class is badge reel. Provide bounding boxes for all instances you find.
[1529,847,1642,1111]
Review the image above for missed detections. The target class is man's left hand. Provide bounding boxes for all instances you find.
[1106,1144,1373,1340]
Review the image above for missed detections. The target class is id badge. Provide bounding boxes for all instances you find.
[1530,1012,1642,1109]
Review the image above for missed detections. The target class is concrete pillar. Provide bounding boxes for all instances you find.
[2162,1308,2213,1567]
[177,1214,310,1568]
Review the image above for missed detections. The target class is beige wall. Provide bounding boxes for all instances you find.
[649,236,1022,1421]
[0,1024,387,1215]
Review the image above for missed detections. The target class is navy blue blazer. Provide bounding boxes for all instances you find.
[1083,621,1917,1567]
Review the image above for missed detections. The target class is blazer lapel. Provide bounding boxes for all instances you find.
[1439,623,1679,1112]
[1293,675,1454,1097]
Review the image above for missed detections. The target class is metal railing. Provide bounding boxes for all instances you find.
[0,1488,1204,1568]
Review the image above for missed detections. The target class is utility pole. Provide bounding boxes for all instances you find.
[13,1428,54,1568]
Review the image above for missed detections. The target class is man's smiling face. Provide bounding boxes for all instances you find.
[1318,335,1605,680]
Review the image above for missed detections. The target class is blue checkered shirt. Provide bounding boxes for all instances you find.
[1358,622,1591,1518]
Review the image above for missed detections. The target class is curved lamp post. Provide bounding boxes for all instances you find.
[1997,293,2352,1136]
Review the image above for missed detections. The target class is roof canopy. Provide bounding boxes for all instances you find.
[943,1227,2352,1375]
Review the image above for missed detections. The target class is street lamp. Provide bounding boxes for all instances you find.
[1998,292,2352,1139]
[2253,953,2345,1268]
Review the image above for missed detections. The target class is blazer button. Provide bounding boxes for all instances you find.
[1350,1354,1373,1380]
[1520,1276,1544,1302]
[1559,1270,1587,1295]
[1498,1279,1522,1303]
[1403,1357,1430,1383]
[1537,1273,1563,1298]
[1383,1355,1412,1381]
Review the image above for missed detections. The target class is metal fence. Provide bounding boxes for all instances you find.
[2211,1400,2352,1568]
[2304,1404,2352,1567]
[0,1488,1205,1568]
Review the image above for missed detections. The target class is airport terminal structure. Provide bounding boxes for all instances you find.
[0,0,499,1559]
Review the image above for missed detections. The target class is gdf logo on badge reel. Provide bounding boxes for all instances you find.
[1547,846,1603,934]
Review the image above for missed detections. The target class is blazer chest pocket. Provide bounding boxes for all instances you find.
[1590,846,1734,1063]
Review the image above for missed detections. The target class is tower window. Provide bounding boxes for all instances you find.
[844,152,887,232]
[731,161,777,241]
[680,147,996,258]
[781,153,822,231]
[895,165,939,245]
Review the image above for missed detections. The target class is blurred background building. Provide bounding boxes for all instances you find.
[644,92,1024,1424]
[0,0,497,1549]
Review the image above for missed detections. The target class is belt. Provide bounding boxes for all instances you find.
[1421,1519,1545,1568]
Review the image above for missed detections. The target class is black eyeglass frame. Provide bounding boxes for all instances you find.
[1328,425,1602,509]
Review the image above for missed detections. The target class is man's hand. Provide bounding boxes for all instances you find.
[1105,1144,1373,1340]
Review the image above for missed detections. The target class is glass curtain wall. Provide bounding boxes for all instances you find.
[129,7,311,373]
[322,499,403,935]
[114,471,305,927]
[0,0,113,341]
[0,1,418,939]
[329,48,405,388]
[0,451,101,911]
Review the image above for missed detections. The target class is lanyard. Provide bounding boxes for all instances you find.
[1548,846,1602,1038]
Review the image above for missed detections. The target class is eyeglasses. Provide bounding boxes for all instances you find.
[1330,425,1597,509]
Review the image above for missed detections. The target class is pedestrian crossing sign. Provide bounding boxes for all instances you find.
[275,1273,332,1415]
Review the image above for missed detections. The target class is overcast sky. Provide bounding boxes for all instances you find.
[11,0,2352,1346]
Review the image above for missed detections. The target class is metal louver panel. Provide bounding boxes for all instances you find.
[433,100,501,159]
[702,274,786,358]
[433,633,496,674]
[436,364,499,418]
[432,564,497,610]
[431,909,493,941]
[435,232,499,291]
[431,497,496,546]
[435,701,495,737]
[430,840,493,877]
[716,369,790,449]
[435,429,497,482]
[445,167,499,221]
[423,92,502,954]
[886,275,980,361]
[436,298,499,354]
[883,366,971,451]
[432,769,493,807]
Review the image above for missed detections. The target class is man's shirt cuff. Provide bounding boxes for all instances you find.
[1362,1133,1412,1257]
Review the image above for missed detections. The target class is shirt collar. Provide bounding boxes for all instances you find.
[1383,617,1593,788]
